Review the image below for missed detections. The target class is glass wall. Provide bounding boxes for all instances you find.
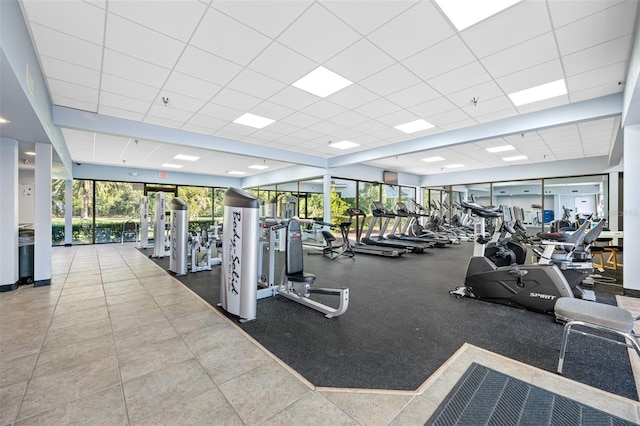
[178,186,213,231]
[72,180,94,244]
[95,181,144,243]
[52,179,65,245]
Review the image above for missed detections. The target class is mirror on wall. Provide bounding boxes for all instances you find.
[543,175,608,232]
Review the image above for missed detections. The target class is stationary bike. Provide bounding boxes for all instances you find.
[450,201,573,314]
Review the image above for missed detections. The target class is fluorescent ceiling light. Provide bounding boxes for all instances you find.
[394,119,435,134]
[503,155,528,161]
[435,0,523,31]
[329,140,360,150]
[227,170,246,175]
[508,79,567,106]
[0,116,10,124]
[161,163,183,169]
[422,156,445,163]
[24,151,36,156]
[233,113,275,129]
[292,66,353,98]
[486,145,515,153]
[444,164,465,169]
[248,164,269,170]
[174,154,199,161]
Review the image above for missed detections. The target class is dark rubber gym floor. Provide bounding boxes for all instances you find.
[144,243,637,401]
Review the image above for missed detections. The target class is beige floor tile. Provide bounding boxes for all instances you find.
[113,318,178,351]
[15,385,127,426]
[133,268,167,279]
[138,276,177,288]
[150,286,194,302]
[0,334,46,363]
[159,298,210,319]
[102,279,145,297]
[42,317,113,351]
[322,391,413,426]
[388,394,437,425]
[53,296,107,316]
[58,285,105,301]
[0,380,28,425]
[118,336,194,382]
[133,387,243,426]
[102,270,137,283]
[33,335,116,378]
[123,358,216,424]
[64,273,103,287]
[420,368,467,407]
[17,354,120,420]
[49,304,109,330]
[107,297,159,316]
[109,306,168,333]
[182,323,247,356]
[169,309,228,335]
[263,391,357,426]
[460,347,537,383]
[0,353,37,388]
[198,338,272,385]
[218,359,311,425]
[106,290,152,306]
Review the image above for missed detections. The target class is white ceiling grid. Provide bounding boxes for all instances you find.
[17,0,637,177]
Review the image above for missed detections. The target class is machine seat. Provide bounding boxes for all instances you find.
[537,232,571,242]
[287,272,316,283]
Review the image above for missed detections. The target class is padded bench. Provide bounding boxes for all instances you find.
[554,297,640,374]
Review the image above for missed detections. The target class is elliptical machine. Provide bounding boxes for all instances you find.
[450,201,574,314]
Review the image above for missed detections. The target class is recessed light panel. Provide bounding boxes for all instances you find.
[227,170,246,175]
[161,163,183,169]
[174,154,199,161]
[292,66,353,98]
[0,116,10,124]
[422,156,445,163]
[435,0,522,31]
[25,151,36,156]
[444,164,465,169]
[394,119,435,134]
[503,155,528,161]
[248,164,269,170]
[329,140,360,150]
[233,113,275,129]
[508,79,567,107]
[486,145,515,153]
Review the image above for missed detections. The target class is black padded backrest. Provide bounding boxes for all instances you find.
[583,219,605,245]
[286,219,304,275]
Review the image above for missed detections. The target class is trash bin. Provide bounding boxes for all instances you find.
[19,229,34,284]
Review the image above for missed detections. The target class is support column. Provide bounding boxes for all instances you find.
[323,173,332,225]
[64,179,72,246]
[0,139,19,291]
[34,143,52,286]
[608,172,620,244]
[623,125,639,294]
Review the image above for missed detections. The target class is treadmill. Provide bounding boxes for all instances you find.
[387,201,450,247]
[362,202,431,254]
[346,208,405,257]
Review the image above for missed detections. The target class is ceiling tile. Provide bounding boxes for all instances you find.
[174,46,243,86]
[302,100,348,120]
[227,69,287,100]
[143,115,186,130]
[427,62,492,95]
[277,3,361,63]
[247,42,317,84]
[462,96,514,118]
[162,72,222,102]
[180,123,216,135]
[386,83,440,108]
[325,84,379,109]
[376,110,419,127]
[102,49,171,88]
[569,83,623,103]
[403,35,475,81]
[306,120,343,135]
[368,1,454,60]
[320,0,416,35]
[446,81,504,108]
[408,96,457,118]
[495,59,564,94]
[563,35,633,77]
[40,55,100,89]
[97,105,145,122]
[472,107,518,124]
[108,0,206,42]
[554,1,637,56]
[359,64,421,97]
[101,74,159,102]
[250,101,296,121]
[324,39,395,83]
[94,134,129,162]
[356,97,402,119]
[279,111,323,128]
[29,24,103,70]
[461,0,551,58]
[152,91,206,114]
[211,88,263,112]
[100,91,150,114]
[481,32,559,79]
[327,111,370,128]
[105,14,185,68]
[21,0,105,44]
[548,0,626,28]
[428,108,472,127]
[260,121,300,136]
[48,79,99,104]
[52,94,98,113]
[566,61,627,93]
[146,104,194,123]
[185,113,228,132]
[268,86,320,111]
[351,119,389,135]
[190,7,272,66]
[211,1,312,38]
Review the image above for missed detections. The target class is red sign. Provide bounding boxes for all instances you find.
[158,172,168,179]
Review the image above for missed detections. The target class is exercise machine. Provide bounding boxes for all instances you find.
[151,192,171,258]
[387,201,450,247]
[450,200,574,314]
[346,208,404,257]
[309,220,355,259]
[138,196,149,249]
[189,228,221,273]
[363,201,429,253]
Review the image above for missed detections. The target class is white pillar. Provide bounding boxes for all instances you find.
[608,172,619,244]
[323,173,332,224]
[34,143,52,286]
[64,179,72,246]
[623,125,639,294]
[0,139,19,291]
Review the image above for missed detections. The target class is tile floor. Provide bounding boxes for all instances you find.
[1,244,639,425]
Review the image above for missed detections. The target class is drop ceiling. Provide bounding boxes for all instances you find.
[15,0,638,179]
